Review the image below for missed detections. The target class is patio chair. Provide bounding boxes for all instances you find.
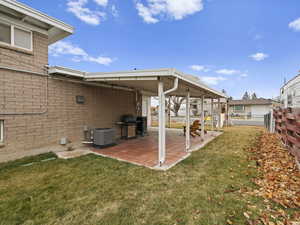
[183,120,207,137]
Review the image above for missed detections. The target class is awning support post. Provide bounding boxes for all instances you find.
[217,98,221,129]
[211,98,214,131]
[185,89,190,151]
[157,77,178,166]
[158,80,166,165]
[201,95,205,138]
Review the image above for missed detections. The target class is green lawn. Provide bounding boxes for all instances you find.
[0,126,278,225]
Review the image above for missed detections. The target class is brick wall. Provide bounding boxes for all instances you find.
[0,32,48,74]
[0,70,137,162]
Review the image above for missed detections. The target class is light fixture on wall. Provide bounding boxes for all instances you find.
[76,95,85,104]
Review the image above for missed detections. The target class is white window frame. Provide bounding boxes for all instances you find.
[0,120,4,144]
[0,20,33,52]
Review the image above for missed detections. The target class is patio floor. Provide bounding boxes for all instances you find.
[91,128,222,170]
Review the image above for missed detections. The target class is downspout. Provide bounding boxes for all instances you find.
[164,78,179,95]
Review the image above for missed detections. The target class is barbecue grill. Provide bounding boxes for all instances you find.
[120,115,137,139]
[118,115,147,139]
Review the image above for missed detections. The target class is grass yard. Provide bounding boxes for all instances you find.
[0,126,291,225]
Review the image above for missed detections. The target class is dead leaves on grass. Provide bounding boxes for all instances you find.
[245,131,300,224]
[248,132,300,209]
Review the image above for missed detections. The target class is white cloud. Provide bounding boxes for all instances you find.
[49,41,87,57]
[88,56,113,65]
[136,3,159,23]
[289,18,300,31]
[200,76,226,85]
[67,0,106,25]
[250,52,269,61]
[94,0,108,7]
[111,5,119,17]
[215,69,240,75]
[49,41,114,66]
[135,0,204,24]
[240,73,248,77]
[253,34,263,41]
[189,65,210,72]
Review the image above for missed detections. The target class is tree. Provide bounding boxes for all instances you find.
[251,92,258,99]
[166,96,185,117]
[242,91,250,100]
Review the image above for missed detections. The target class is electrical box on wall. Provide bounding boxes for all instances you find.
[76,95,85,104]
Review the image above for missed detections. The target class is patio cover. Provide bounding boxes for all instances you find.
[49,66,227,167]
[49,67,226,99]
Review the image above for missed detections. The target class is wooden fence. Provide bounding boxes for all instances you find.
[273,107,300,162]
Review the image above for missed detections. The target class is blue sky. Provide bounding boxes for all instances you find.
[21,0,300,99]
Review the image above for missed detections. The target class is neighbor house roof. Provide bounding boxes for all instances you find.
[49,66,227,99]
[228,98,276,106]
[0,0,74,44]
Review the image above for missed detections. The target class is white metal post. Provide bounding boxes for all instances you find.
[217,98,221,129]
[225,99,228,127]
[201,95,205,138]
[211,98,214,131]
[158,81,166,165]
[168,97,171,128]
[147,97,152,128]
[185,90,190,151]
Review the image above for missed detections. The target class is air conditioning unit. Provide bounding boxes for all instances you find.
[93,128,116,148]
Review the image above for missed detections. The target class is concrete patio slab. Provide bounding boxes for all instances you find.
[91,128,223,170]
[56,149,92,159]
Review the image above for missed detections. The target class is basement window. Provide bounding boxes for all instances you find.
[0,120,3,144]
[0,21,32,51]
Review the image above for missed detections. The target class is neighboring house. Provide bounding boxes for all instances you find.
[178,98,227,117]
[280,73,300,108]
[173,73,228,118]
[228,98,279,120]
[0,0,225,163]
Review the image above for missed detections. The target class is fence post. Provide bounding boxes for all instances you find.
[270,108,274,133]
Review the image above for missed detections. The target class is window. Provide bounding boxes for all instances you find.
[233,105,244,111]
[0,21,32,51]
[0,120,3,143]
[14,27,32,50]
[0,23,11,44]
[287,94,292,106]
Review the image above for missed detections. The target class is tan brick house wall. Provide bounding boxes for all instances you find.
[0,32,48,74]
[0,32,137,162]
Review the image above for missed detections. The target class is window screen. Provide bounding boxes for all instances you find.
[0,23,11,44]
[14,27,31,50]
